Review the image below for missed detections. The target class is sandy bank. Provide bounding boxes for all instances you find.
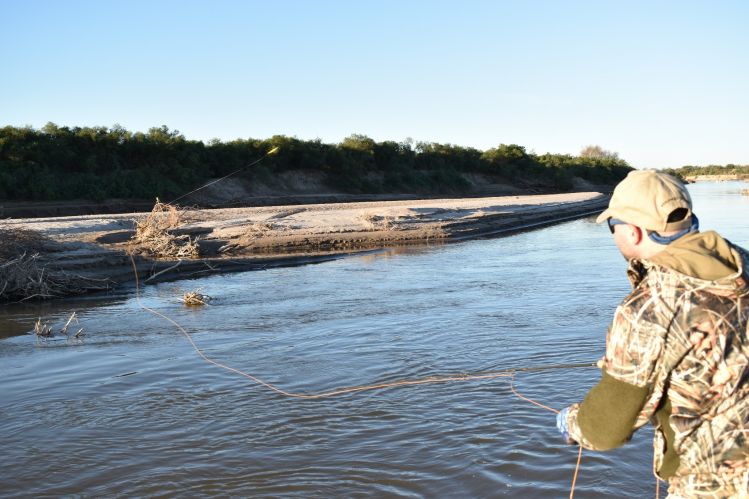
[1,192,607,300]
[685,174,749,182]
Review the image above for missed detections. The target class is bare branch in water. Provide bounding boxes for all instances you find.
[183,289,211,306]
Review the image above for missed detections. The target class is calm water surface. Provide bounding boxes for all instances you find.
[1,182,747,498]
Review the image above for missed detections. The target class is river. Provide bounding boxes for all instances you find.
[1,181,747,498]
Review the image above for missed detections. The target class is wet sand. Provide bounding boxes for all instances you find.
[1,192,607,297]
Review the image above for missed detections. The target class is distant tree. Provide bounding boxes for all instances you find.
[41,121,61,135]
[480,144,531,177]
[147,125,184,142]
[493,144,529,162]
[110,123,131,144]
[340,134,376,153]
[400,137,414,151]
[580,145,619,161]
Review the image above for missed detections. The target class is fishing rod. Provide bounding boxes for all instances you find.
[170,146,280,205]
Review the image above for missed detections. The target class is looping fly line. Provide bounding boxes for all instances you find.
[129,254,591,497]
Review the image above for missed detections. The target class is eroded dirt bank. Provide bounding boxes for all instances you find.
[1,192,608,300]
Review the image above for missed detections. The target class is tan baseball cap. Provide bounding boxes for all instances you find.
[596,170,693,231]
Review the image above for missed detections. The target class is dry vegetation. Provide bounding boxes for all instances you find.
[0,226,59,259]
[360,213,394,231]
[182,289,211,306]
[248,221,277,233]
[0,227,109,301]
[131,199,200,258]
[34,312,84,341]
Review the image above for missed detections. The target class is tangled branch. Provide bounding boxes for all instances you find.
[131,199,200,258]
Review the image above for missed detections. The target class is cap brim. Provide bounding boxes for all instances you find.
[595,209,612,224]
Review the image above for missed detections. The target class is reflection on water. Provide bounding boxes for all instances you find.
[1,182,747,497]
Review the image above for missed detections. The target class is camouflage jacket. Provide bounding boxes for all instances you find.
[565,234,749,498]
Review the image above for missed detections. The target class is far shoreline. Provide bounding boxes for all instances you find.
[1,192,608,302]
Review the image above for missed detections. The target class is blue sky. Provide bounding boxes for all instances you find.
[2,0,747,168]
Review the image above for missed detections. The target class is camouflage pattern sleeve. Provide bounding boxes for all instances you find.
[565,369,651,450]
[603,285,667,389]
[566,280,669,449]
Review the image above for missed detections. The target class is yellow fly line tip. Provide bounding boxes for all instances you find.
[268,146,280,155]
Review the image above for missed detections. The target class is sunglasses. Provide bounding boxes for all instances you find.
[607,218,628,234]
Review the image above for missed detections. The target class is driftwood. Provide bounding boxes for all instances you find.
[182,289,211,306]
[0,228,110,301]
[0,226,58,259]
[131,200,200,258]
[0,251,110,301]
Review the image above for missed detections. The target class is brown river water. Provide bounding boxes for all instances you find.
[1,182,747,498]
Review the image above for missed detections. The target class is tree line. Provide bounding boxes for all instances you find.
[663,164,749,179]
[0,123,633,202]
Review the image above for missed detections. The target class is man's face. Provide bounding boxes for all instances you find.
[612,223,640,261]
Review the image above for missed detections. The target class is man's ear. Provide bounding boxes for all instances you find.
[631,225,644,245]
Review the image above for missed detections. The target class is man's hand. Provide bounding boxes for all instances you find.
[556,406,576,444]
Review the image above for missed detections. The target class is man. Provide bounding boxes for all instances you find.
[556,170,749,498]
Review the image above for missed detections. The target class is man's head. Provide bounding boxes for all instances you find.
[596,170,693,231]
[597,170,696,260]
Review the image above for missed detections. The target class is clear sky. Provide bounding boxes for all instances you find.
[2,0,747,169]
